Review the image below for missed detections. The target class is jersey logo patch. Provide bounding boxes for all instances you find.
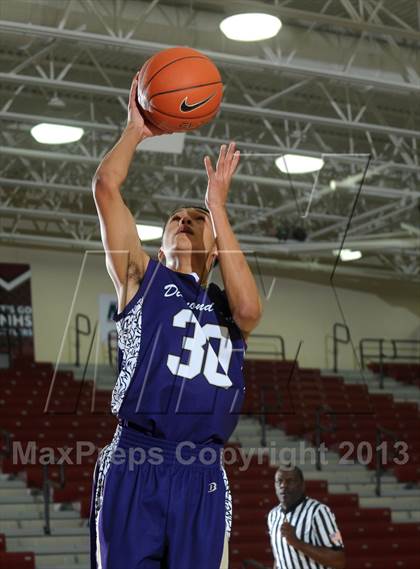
[208,482,217,493]
[330,530,343,546]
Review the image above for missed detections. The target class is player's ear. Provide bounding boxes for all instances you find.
[210,247,219,269]
[158,248,165,265]
[213,242,219,263]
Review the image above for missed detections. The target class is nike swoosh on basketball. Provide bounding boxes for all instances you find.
[180,94,215,112]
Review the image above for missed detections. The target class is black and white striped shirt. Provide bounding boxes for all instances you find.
[268,496,344,569]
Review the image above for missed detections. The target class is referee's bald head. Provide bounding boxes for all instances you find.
[276,463,304,480]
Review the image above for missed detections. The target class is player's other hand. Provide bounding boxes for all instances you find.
[204,142,240,210]
[126,72,167,140]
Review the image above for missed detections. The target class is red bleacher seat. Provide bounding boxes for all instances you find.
[346,557,420,569]
[394,464,420,482]
[0,552,35,569]
[2,358,419,569]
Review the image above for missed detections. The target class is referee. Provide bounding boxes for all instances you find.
[268,465,345,569]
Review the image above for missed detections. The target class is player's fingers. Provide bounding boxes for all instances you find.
[225,141,237,172]
[216,144,226,171]
[230,150,240,175]
[129,72,139,101]
[204,155,214,177]
[130,73,137,92]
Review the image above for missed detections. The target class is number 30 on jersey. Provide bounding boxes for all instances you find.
[167,309,233,389]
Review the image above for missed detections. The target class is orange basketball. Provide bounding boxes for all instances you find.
[137,47,223,133]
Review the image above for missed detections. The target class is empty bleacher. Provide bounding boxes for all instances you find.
[1,358,420,568]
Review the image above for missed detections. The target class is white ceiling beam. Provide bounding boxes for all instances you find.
[253,238,420,254]
[1,20,420,94]
[204,0,420,43]
[2,230,417,282]
[0,177,259,211]
[2,154,420,201]
[1,71,420,139]
[2,110,420,176]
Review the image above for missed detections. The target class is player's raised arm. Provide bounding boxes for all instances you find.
[204,142,262,340]
[92,73,164,307]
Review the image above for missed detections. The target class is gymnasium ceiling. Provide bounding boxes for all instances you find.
[1,0,420,287]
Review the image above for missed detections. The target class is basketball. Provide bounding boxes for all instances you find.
[137,47,223,133]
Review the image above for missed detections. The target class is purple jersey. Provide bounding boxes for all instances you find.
[111,258,246,444]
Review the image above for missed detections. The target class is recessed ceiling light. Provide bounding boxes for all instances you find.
[275,154,325,174]
[31,123,84,144]
[333,249,362,262]
[136,224,163,242]
[220,13,282,42]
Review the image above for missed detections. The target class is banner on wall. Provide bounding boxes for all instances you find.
[0,263,34,359]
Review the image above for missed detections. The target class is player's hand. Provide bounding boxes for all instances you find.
[281,521,300,548]
[126,72,167,140]
[204,142,240,210]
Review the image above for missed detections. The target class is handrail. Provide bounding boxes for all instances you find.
[389,339,420,360]
[359,337,420,388]
[42,464,51,535]
[375,426,398,497]
[359,338,385,369]
[75,313,91,367]
[59,462,65,489]
[332,323,350,373]
[42,459,70,534]
[81,321,98,382]
[314,406,337,471]
[1,429,64,536]
[0,429,12,457]
[259,387,267,447]
[247,334,286,359]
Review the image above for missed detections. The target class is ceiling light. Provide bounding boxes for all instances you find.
[31,123,84,144]
[276,154,325,174]
[136,224,163,242]
[220,13,282,42]
[333,249,362,262]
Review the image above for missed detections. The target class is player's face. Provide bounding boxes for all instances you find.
[162,208,215,257]
[275,469,305,509]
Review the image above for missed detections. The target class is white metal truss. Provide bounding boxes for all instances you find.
[0,0,419,281]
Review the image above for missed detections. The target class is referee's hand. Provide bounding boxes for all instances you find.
[281,521,300,548]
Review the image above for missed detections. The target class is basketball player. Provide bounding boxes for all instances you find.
[268,465,345,569]
[89,72,262,568]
